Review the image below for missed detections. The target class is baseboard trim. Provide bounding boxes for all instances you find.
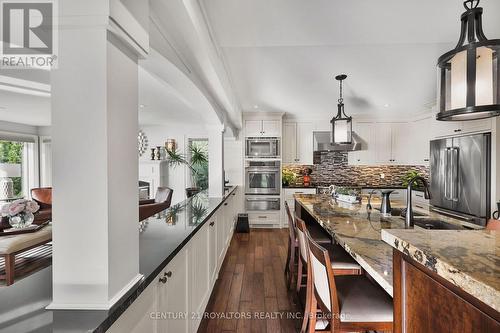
[46,273,144,310]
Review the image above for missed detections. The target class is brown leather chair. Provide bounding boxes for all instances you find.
[139,187,173,221]
[31,187,53,224]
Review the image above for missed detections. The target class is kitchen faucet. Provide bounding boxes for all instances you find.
[406,176,431,227]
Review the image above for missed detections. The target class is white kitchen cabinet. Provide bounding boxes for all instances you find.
[244,120,263,136]
[348,122,375,165]
[262,120,281,136]
[283,122,314,164]
[157,249,188,333]
[107,278,159,333]
[208,215,217,284]
[409,117,431,166]
[282,188,316,226]
[374,123,393,164]
[188,224,210,332]
[244,119,281,137]
[430,116,492,138]
[391,123,413,165]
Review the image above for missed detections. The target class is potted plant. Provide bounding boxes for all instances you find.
[166,144,209,198]
[402,170,423,188]
[282,169,296,186]
[1,199,40,229]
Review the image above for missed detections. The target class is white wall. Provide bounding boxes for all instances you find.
[140,122,209,204]
[224,136,243,185]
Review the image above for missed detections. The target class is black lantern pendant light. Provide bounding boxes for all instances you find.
[436,0,500,121]
[331,74,353,144]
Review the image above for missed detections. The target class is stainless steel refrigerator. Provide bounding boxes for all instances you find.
[430,133,491,226]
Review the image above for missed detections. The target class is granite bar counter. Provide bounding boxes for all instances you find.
[0,187,237,333]
[382,228,499,313]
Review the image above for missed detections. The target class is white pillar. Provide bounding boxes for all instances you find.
[48,1,141,309]
[208,125,224,198]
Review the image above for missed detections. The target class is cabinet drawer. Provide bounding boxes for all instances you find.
[284,188,316,201]
[248,212,280,225]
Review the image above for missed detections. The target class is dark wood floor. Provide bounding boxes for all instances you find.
[198,228,301,333]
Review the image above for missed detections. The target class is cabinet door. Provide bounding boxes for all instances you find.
[188,225,210,333]
[245,120,263,136]
[296,122,314,164]
[391,123,412,165]
[460,118,492,134]
[430,117,461,138]
[158,249,188,333]
[374,123,393,164]
[216,210,226,270]
[349,122,374,165]
[208,216,217,284]
[411,117,431,165]
[107,280,158,333]
[262,120,281,136]
[283,122,297,163]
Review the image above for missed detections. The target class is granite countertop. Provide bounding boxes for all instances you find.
[382,228,499,312]
[293,194,484,297]
[0,187,237,333]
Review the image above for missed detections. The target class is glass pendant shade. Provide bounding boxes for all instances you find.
[437,1,500,121]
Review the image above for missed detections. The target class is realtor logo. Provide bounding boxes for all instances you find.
[0,0,58,68]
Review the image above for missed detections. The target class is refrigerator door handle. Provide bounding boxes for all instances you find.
[452,147,459,202]
[444,148,451,201]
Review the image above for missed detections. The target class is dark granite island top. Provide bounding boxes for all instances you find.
[0,187,238,333]
[381,228,499,312]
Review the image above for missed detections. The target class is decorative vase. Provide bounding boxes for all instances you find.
[150,148,156,160]
[9,212,34,229]
[155,146,162,160]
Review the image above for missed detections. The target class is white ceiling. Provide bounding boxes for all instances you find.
[203,0,500,118]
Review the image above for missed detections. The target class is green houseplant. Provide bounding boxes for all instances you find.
[402,170,422,188]
[282,169,296,186]
[166,144,208,198]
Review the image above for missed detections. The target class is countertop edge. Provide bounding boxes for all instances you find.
[90,186,238,333]
[381,229,500,313]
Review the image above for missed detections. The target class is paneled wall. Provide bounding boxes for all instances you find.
[284,151,429,188]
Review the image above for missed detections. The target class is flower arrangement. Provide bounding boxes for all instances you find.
[1,199,40,228]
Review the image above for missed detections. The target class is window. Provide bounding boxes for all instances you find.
[0,135,37,198]
[188,138,208,190]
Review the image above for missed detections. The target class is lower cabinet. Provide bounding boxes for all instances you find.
[107,190,238,333]
[393,250,500,333]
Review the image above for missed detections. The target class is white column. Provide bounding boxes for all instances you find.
[208,125,225,198]
[48,0,141,309]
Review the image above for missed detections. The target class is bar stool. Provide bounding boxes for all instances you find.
[296,217,362,333]
[306,233,393,333]
[284,201,332,290]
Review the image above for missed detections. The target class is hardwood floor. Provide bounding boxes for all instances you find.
[198,228,301,333]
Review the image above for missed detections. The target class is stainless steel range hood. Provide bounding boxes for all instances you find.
[313,131,362,152]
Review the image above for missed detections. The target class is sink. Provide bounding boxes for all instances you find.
[375,207,428,218]
[412,218,464,230]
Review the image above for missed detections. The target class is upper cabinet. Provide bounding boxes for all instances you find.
[430,117,492,138]
[348,122,375,165]
[244,119,281,137]
[283,122,314,164]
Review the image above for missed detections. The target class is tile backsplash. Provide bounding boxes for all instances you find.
[284,152,429,188]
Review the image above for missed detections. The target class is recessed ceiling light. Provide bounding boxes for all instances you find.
[139,104,146,108]
[383,104,390,108]
[253,105,259,109]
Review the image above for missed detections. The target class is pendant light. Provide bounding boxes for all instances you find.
[331,74,353,144]
[436,0,500,121]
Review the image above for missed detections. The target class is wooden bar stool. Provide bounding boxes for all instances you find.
[295,217,362,333]
[284,201,299,289]
[306,232,393,333]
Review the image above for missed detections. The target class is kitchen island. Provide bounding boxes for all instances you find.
[294,194,499,331]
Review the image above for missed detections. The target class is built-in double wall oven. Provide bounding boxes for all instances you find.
[245,160,281,211]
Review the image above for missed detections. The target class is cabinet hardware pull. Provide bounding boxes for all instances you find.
[424,159,429,162]
[165,271,172,277]
[258,216,267,218]
[209,221,215,226]
[224,203,228,206]
[159,276,167,284]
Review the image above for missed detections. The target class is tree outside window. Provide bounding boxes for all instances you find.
[0,141,23,196]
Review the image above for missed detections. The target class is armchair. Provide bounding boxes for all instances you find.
[139,187,173,221]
